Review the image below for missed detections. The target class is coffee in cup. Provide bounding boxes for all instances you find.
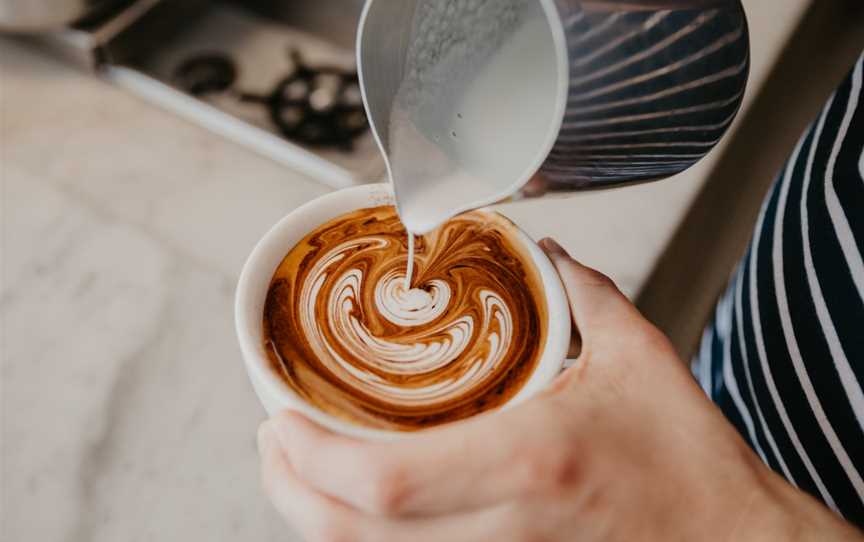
[263,204,547,431]
[236,184,570,438]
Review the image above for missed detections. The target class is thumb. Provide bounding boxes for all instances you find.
[539,238,643,348]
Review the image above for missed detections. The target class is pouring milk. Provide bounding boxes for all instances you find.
[358,0,567,286]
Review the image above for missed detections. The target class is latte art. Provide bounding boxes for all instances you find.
[263,206,546,430]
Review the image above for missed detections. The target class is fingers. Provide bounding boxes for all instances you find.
[258,421,373,542]
[270,401,578,518]
[378,502,528,542]
[259,421,537,542]
[539,238,643,347]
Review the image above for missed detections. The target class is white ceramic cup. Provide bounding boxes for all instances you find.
[235,183,571,440]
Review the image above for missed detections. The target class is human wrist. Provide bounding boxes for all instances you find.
[735,469,863,541]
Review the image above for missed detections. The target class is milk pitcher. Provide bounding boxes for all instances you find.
[357,0,749,230]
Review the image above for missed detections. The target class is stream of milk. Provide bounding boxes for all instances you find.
[383,0,561,288]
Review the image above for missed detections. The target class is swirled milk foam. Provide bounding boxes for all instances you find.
[262,206,548,430]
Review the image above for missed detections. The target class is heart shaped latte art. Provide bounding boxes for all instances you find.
[264,206,546,430]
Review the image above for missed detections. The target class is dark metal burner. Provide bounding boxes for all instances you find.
[173,53,237,96]
[242,50,368,150]
[173,48,368,150]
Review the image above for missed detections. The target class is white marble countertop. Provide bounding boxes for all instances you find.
[1,2,807,539]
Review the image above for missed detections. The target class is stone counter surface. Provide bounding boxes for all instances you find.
[1,2,807,539]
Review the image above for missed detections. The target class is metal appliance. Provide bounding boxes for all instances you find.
[7,0,383,187]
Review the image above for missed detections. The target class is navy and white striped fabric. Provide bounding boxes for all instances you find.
[693,53,864,526]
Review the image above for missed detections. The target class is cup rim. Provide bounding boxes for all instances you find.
[235,183,571,440]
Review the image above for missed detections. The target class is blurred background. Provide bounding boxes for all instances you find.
[1,1,863,540]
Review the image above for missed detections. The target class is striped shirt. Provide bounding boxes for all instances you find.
[693,52,864,527]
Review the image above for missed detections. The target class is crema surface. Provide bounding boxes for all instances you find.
[263,206,546,430]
